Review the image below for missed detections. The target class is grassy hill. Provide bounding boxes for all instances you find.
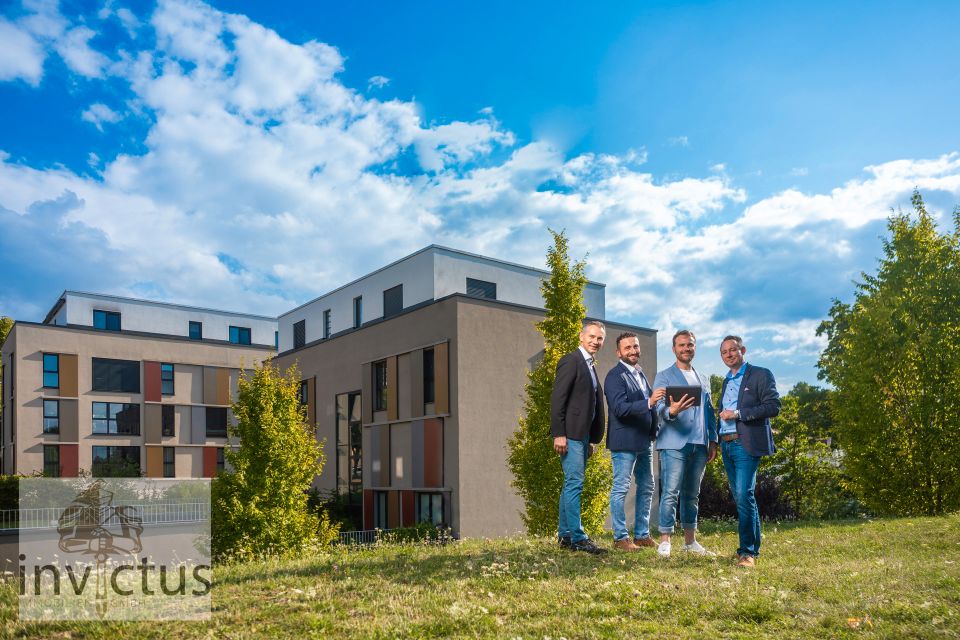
[2,514,958,638]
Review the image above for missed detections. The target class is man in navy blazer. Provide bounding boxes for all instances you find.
[717,335,781,568]
[604,332,665,551]
[550,320,607,554]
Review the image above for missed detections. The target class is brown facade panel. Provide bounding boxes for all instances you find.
[409,348,424,419]
[202,447,218,478]
[59,399,79,442]
[60,444,78,477]
[216,368,231,405]
[367,424,390,487]
[434,341,449,414]
[360,363,372,424]
[387,490,400,529]
[144,404,162,444]
[59,353,78,398]
[401,490,415,527]
[386,356,398,421]
[203,367,218,405]
[145,446,163,478]
[363,489,373,530]
[143,361,161,403]
[423,418,443,488]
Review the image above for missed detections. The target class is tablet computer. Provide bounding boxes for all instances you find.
[666,385,702,407]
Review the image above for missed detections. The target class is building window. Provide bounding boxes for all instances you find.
[161,363,174,395]
[353,296,362,328]
[216,448,225,472]
[93,402,140,435]
[93,310,121,331]
[466,277,497,300]
[161,404,175,437]
[336,392,362,498]
[323,310,331,339]
[206,407,228,437]
[163,447,175,478]
[417,493,444,526]
[229,326,251,345]
[383,284,403,318]
[92,446,141,477]
[43,399,59,434]
[43,445,60,478]
[423,348,435,405]
[374,491,388,529]
[92,358,140,393]
[189,321,203,340]
[373,360,387,412]
[42,353,60,389]
[274,331,278,349]
[293,320,306,349]
[299,380,309,407]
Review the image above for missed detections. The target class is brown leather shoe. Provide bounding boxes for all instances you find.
[613,538,640,552]
[633,537,657,548]
[736,555,756,568]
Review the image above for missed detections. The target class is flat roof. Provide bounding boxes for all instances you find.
[43,290,278,324]
[280,244,606,318]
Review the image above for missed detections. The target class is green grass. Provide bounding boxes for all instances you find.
[2,515,959,638]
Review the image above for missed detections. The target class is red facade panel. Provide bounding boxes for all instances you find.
[144,361,162,403]
[363,489,374,530]
[202,447,218,478]
[60,444,79,478]
[401,490,415,527]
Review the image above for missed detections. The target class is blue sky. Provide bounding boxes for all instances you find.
[2,0,959,386]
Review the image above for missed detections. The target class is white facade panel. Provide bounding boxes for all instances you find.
[60,292,277,346]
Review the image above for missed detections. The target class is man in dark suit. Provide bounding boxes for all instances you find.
[716,335,781,567]
[551,320,607,554]
[604,332,665,551]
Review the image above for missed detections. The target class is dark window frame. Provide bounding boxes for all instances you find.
[335,391,363,500]
[353,296,362,328]
[91,358,140,393]
[216,447,225,472]
[383,284,403,318]
[229,326,251,345]
[293,319,306,349]
[160,363,174,396]
[373,360,388,412]
[188,321,203,340]
[92,402,141,435]
[374,491,389,529]
[161,404,175,437]
[423,348,435,405]
[43,445,60,478]
[93,309,121,331]
[91,445,141,477]
[323,310,331,339]
[42,353,60,389]
[43,399,59,434]
[466,277,497,300]
[206,407,228,437]
[299,380,309,408]
[416,492,444,526]
[163,446,175,478]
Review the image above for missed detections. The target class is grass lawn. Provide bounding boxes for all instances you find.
[1,514,958,638]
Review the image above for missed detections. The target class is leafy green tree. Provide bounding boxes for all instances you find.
[212,360,338,560]
[818,190,960,516]
[0,316,11,404]
[507,230,612,537]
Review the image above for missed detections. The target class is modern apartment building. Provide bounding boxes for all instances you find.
[275,246,657,538]
[0,291,276,478]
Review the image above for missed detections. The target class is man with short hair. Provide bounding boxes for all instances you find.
[551,320,608,554]
[717,335,781,568]
[604,332,666,551]
[653,330,717,557]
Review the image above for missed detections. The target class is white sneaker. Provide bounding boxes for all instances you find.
[657,541,671,557]
[682,541,716,556]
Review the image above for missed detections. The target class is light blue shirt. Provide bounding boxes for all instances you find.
[720,363,747,435]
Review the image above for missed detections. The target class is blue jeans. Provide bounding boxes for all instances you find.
[658,442,708,534]
[721,438,762,557]
[609,448,655,541]
[558,436,590,543]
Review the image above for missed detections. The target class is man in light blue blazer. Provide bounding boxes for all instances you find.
[653,329,718,557]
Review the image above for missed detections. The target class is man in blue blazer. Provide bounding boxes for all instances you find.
[717,335,781,568]
[653,330,718,557]
[550,320,608,554]
[604,332,665,551]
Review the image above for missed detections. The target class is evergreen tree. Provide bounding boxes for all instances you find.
[212,360,338,560]
[507,230,612,536]
[817,190,960,515]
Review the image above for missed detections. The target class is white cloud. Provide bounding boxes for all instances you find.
[668,135,689,147]
[367,75,389,89]
[54,26,109,77]
[81,103,122,131]
[0,18,45,85]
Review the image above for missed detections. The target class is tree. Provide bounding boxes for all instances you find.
[817,190,960,516]
[0,316,11,346]
[507,230,612,537]
[212,360,338,560]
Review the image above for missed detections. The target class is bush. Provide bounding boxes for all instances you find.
[308,488,363,531]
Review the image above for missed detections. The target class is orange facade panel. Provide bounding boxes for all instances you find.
[59,353,78,398]
[145,446,164,478]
